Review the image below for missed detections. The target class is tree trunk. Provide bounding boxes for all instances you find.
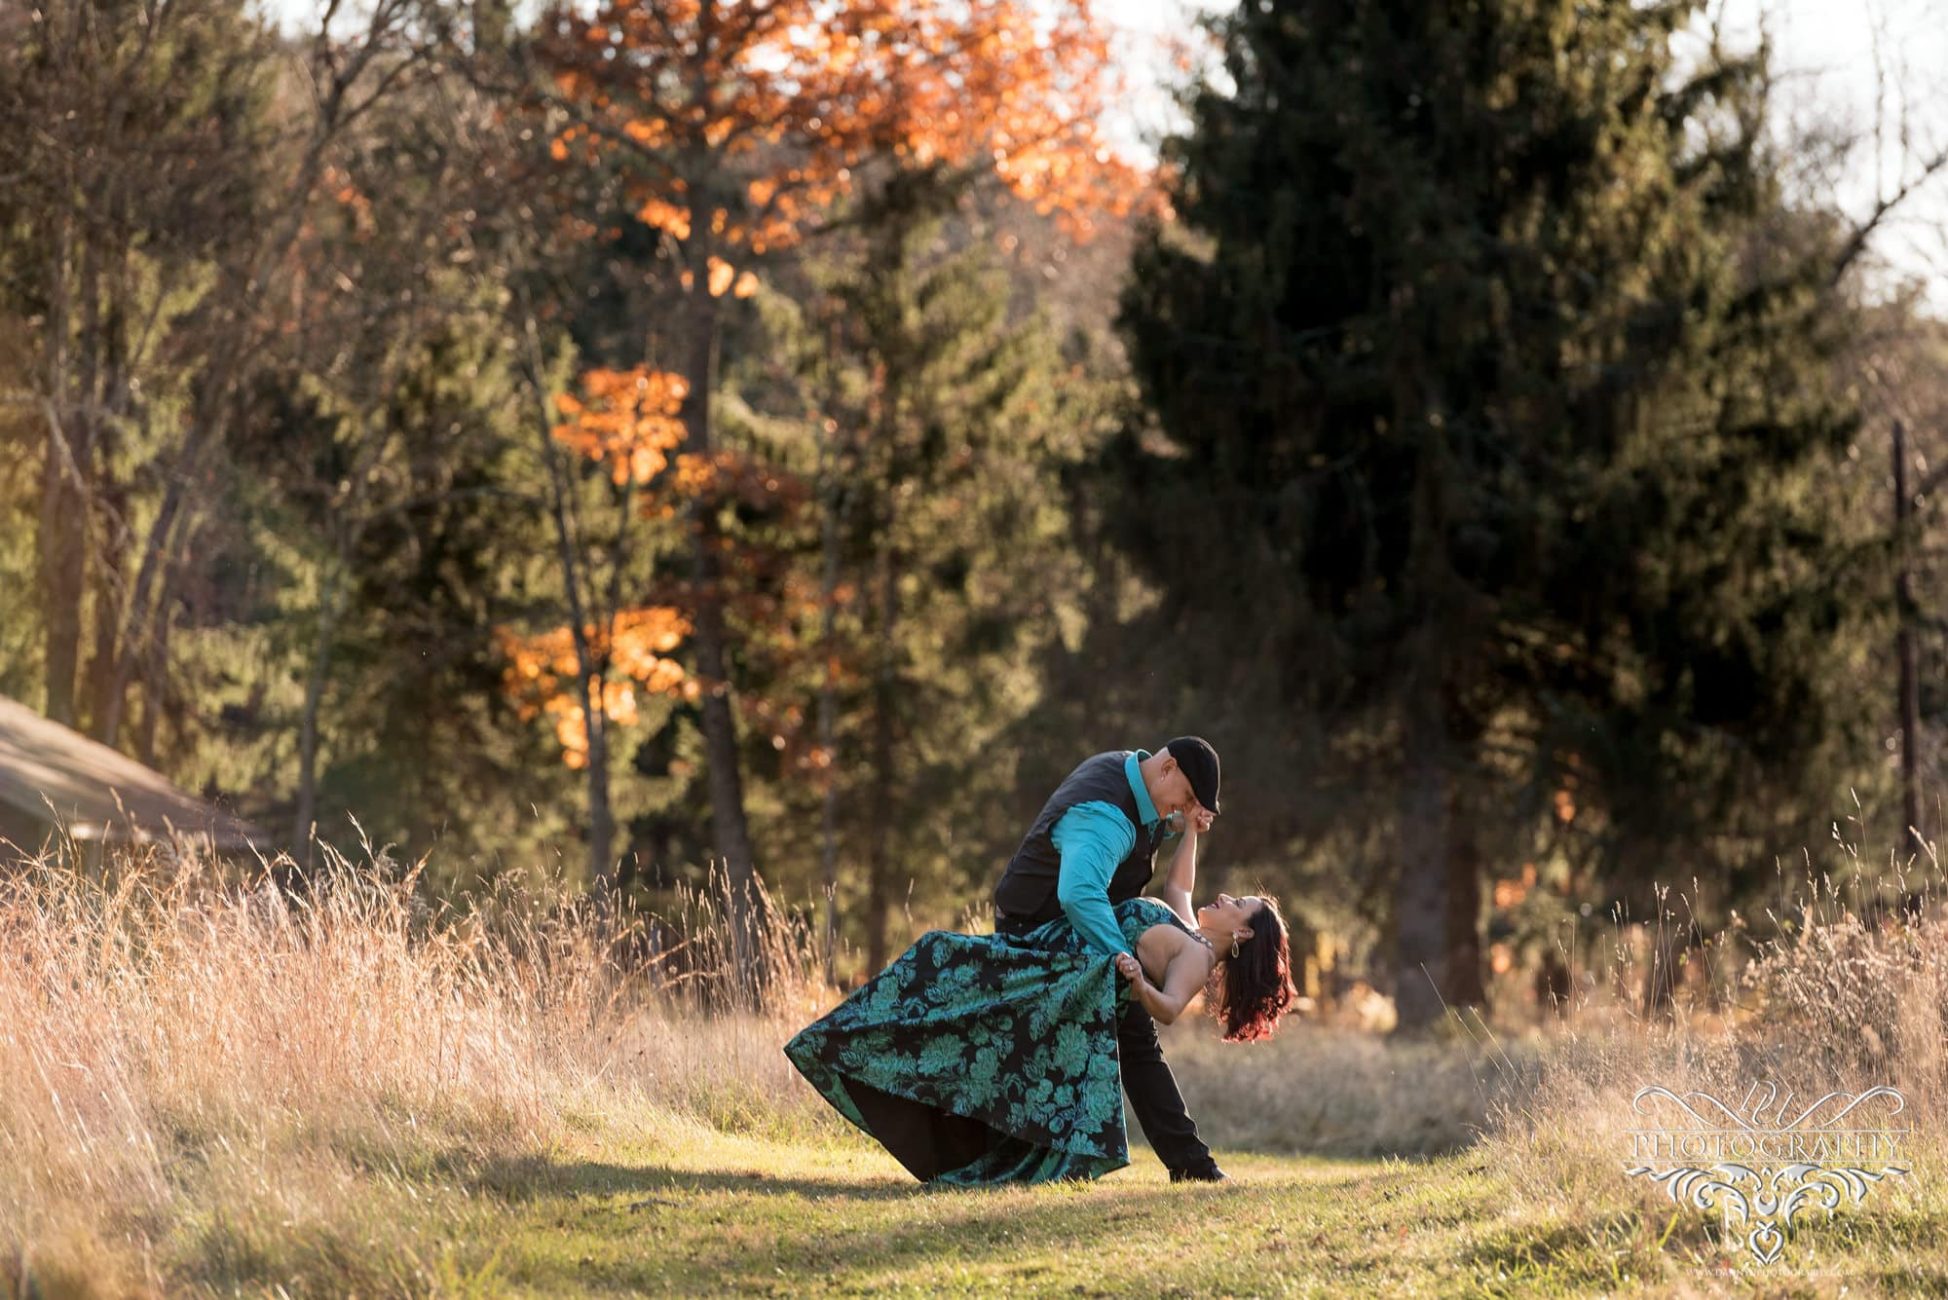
[40,215,84,727]
[135,518,193,770]
[70,224,124,744]
[40,431,88,728]
[86,234,135,743]
[136,591,172,769]
[292,566,342,866]
[865,537,899,974]
[86,535,124,740]
[102,413,211,747]
[1393,385,1457,1034]
[1394,688,1452,1032]
[679,292,763,996]
[1443,800,1489,1010]
[588,442,649,909]
[519,309,616,904]
[584,663,616,897]
[817,368,844,984]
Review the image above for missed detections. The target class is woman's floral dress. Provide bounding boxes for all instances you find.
[783,895,1200,1185]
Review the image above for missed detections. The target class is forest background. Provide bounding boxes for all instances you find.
[8,0,1948,1032]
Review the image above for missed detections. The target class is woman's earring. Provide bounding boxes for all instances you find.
[1230,936,1241,959]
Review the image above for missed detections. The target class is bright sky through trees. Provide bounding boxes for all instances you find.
[254,0,1948,306]
[1103,0,1948,308]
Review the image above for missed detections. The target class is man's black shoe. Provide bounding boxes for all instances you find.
[1170,1162,1229,1183]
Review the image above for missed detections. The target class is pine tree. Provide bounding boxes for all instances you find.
[1114,0,1872,1028]
[727,167,1100,972]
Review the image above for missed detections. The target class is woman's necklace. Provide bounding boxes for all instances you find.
[1190,929,1219,983]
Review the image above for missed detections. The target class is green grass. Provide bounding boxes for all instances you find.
[130,1118,1941,1299]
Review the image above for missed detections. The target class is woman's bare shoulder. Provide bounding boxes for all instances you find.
[1135,921,1199,974]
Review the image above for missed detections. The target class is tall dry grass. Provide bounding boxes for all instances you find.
[1477,851,1948,1246]
[1161,838,1948,1209]
[0,839,839,1294]
[1163,1019,1546,1158]
[10,827,1948,1289]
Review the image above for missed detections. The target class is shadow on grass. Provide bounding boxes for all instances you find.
[465,1153,930,1203]
[464,1148,1387,1204]
[471,1153,1410,1291]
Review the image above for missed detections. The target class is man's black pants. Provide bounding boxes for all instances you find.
[993,913,1213,1172]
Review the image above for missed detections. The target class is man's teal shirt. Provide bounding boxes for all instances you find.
[1050,749,1173,957]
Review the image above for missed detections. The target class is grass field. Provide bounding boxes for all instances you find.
[5,845,1946,1296]
[69,1113,1945,1298]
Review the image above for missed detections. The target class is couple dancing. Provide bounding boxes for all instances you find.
[785,738,1296,1186]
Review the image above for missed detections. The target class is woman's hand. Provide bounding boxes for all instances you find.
[1114,952,1143,984]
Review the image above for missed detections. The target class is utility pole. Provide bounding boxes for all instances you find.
[1894,419,1923,851]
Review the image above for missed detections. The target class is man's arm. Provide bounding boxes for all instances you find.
[1051,802,1138,957]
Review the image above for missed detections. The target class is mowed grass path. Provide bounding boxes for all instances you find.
[416,1125,1948,1298]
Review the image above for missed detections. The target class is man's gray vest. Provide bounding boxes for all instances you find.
[993,750,1168,923]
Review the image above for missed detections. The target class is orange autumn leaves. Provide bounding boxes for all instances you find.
[550,365,688,484]
[501,363,817,767]
[540,0,1151,291]
[500,366,695,768]
[499,607,694,769]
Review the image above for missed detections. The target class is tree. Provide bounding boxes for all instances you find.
[510,0,1140,984]
[0,0,426,744]
[791,166,1102,971]
[498,364,695,897]
[1114,0,1874,1029]
[218,67,563,884]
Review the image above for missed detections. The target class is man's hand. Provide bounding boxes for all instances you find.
[1116,950,1183,1024]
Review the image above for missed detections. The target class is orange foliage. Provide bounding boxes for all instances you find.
[1492,862,1542,910]
[498,607,694,768]
[551,366,689,484]
[669,450,812,513]
[636,196,693,239]
[319,163,375,235]
[539,0,1148,258]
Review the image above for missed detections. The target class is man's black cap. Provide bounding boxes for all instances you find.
[1164,736,1221,815]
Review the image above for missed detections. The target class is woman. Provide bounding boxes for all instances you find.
[783,889,1296,1186]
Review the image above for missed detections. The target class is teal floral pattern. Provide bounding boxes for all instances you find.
[784,896,1198,1185]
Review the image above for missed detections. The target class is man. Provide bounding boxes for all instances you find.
[991,736,1228,1182]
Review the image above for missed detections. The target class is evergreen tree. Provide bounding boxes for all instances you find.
[1113,0,1873,1028]
[713,168,1100,972]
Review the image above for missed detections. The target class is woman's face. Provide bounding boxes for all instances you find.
[1197,892,1261,941]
